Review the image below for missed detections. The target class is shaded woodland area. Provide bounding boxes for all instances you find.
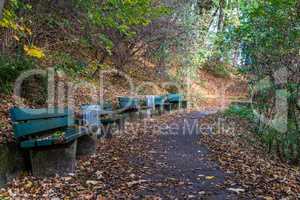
[0,0,299,199]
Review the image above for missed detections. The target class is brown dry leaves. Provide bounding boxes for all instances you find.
[0,112,180,199]
[200,113,300,199]
[0,95,16,143]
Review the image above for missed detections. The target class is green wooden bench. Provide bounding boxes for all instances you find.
[118,96,140,110]
[166,93,184,103]
[101,115,125,129]
[10,107,87,149]
[100,114,125,138]
[154,95,166,107]
[80,104,125,139]
[165,93,187,110]
[97,102,125,131]
[10,107,91,176]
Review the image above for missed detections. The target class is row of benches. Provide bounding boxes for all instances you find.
[9,93,187,177]
[118,94,186,110]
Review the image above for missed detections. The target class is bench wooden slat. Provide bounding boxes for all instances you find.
[21,136,56,148]
[100,102,113,111]
[167,93,184,103]
[20,140,36,149]
[13,116,75,138]
[64,128,87,143]
[118,97,140,108]
[10,107,69,121]
[36,139,53,147]
[20,128,87,148]
[82,103,113,111]
[101,118,121,125]
[154,96,166,106]
[119,101,139,109]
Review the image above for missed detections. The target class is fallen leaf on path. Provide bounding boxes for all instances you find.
[227,188,245,194]
[86,180,98,185]
[127,180,148,187]
[205,176,215,180]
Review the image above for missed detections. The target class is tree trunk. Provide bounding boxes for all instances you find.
[217,0,225,32]
[288,84,300,163]
[92,52,107,78]
[0,0,5,19]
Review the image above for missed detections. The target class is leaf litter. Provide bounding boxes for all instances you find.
[199,112,300,199]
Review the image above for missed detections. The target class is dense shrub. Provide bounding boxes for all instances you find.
[202,59,231,78]
[0,55,35,94]
[224,104,254,121]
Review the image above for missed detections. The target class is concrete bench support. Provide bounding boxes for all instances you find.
[76,134,97,157]
[30,140,77,177]
[0,143,26,187]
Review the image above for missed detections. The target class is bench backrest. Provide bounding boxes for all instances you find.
[10,107,74,139]
[100,102,113,111]
[167,93,184,103]
[154,95,166,105]
[118,97,140,109]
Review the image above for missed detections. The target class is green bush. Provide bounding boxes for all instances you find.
[0,55,36,94]
[260,124,299,163]
[202,59,231,78]
[237,66,252,75]
[226,103,300,163]
[20,75,48,106]
[52,52,86,77]
[224,104,254,121]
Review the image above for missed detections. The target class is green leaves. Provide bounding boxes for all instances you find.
[0,55,36,93]
[98,34,114,55]
[225,104,254,121]
[76,0,171,37]
[73,0,171,55]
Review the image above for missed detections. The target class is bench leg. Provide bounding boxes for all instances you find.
[158,105,164,115]
[30,140,77,177]
[117,118,126,131]
[101,124,113,139]
[171,103,179,110]
[121,118,125,130]
[164,104,172,112]
[116,119,121,131]
[0,143,27,187]
[182,101,187,109]
[76,134,97,157]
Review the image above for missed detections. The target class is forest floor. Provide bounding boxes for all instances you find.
[0,109,241,199]
[1,71,299,199]
[1,103,299,199]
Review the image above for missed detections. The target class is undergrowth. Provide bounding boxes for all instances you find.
[0,55,36,94]
[224,104,254,121]
[225,103,300,164]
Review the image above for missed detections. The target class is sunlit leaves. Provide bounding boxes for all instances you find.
[0,9,18,30]
[0,0,31,31]
[1,0,42,59]
[23,45,45,59]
